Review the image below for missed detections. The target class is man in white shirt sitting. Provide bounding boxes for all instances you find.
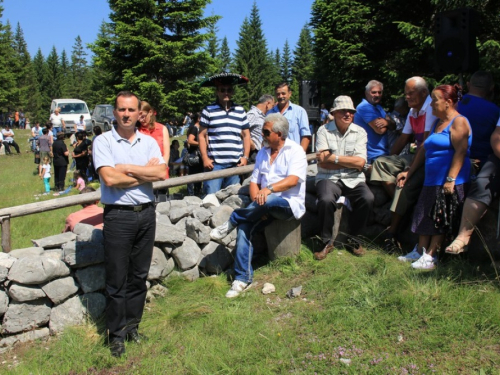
[210,113,307,298]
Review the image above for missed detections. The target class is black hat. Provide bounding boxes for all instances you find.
[200,72,249,87]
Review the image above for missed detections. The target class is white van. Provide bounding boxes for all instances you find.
[50,99,92,135]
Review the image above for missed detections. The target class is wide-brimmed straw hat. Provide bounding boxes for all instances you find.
[200,72,249,87]
[329,96,356,113]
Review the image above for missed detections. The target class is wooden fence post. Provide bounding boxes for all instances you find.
[1,215,11,253]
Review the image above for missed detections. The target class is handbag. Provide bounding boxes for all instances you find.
[183,149,201,167]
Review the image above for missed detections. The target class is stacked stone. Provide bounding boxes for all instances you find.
[0,184,254,350]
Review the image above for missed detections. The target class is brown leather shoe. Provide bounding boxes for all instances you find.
[314,242,334,260]
[347,238,365,257]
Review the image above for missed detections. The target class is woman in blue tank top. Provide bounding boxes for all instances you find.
[409,84,472,270]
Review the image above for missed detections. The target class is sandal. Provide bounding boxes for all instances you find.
[445,239,468,255]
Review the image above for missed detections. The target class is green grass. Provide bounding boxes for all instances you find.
[2,244,500,374]
[2,131,500,374]
[0,130,187,249]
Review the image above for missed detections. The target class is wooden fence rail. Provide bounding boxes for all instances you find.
[0,154,316,252]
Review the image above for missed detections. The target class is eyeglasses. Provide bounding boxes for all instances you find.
[337,109,355,115]
[262,129,272,137]
[218,88,234,94]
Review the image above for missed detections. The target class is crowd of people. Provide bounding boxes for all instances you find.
[3,69,499,357]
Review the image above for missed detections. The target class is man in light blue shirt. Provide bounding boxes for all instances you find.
[268,82,311,152]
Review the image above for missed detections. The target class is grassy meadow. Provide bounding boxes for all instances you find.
[1,129,500,374]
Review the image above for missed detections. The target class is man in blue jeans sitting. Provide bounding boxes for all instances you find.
[198,73,251,195]
[210,113,307,298]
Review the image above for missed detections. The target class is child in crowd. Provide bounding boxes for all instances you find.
[39,156,51,195]
[73,170,86,191]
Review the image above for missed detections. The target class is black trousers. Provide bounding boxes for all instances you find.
[54,165,67,191]
[316,179,374,244]
[4,141,20,154]
[103,204,156,342]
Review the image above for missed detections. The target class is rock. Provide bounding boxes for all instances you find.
[31,232,77,248]
[148,247,171,281]
[215,184,241,200]
[61,241,105,268]
[202,194,220,208]
[237,185,250,196]
[265,219,301,260]
[0,289,8,315]
[157,214,171,226]
[0,253,16,269]
[198,241,233,274]
[49,295,84,334]
[300,211,321,239]
[2,300,52,334]
[373,202,392,227]
[0,328,50,349]
[172,237,201,270]
[8,283,46,302]
[369,183,391,207]
[160,244,173,255]
[73,223,95,242]
[156,200,187,215]
[169,206,194,224]
[41,249,63,260]
[286,286,302,299]
[150,283,168,298]
[9,247,44,258]
[181,266,199,282]
[8,257,70,285]
[222,195,251,209]
[80,292,106,320]
[306,175,317,195]
[75,264,106,293]
[41,277,79,305]
[304,192,318,214]
[183,196,202,206]
[262,283,276,295]
[174,217,188,234]
[210,205,234,228]
[0,265,7,283]
[340,358,351,366]
[155,222,186,245]
[186,218,211,245]
[220,228,238,247]
[192,207,213,224]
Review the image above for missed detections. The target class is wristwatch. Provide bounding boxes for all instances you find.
[267,184,274,192]
[241,155,249,160]
[446,176,456,182]
[334,154,339,164]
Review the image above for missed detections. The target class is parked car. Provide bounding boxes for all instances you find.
[91,104,115,132]
[50,99,92,135]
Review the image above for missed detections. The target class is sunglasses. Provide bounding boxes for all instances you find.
[218,88,234,94]
[262,129,272,137]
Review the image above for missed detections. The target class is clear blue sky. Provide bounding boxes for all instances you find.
[2,0,314,61]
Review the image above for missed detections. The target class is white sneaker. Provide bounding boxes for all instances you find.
[210,220,235,240]
[225,280,251,298]
[397,244,421,262]
[411,251,437,270]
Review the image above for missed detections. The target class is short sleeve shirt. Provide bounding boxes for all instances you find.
[268,102,311,146]
[92,127,164,205]
[246,105,265,151]
[315,121,367,188]
[200,101,249,164]
[50,113,63,127]
[353,99,389,163]
[251,138,307,219]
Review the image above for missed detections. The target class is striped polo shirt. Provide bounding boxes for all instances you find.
[201,101,249,164]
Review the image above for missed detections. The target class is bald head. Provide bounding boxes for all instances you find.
[468,71,494,98]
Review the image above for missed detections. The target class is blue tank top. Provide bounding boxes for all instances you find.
[424,115,472,186]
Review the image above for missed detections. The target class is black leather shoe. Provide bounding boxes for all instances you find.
[126,330,148,344]
[110,339,125,358]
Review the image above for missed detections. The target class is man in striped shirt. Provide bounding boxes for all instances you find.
[199,82,251,195]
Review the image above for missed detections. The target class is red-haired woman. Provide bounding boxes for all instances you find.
[399,84,472,269]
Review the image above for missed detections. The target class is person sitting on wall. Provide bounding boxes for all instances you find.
[210,113,307,298]
[63,186,104,232]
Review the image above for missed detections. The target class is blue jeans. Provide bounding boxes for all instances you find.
[53,127,62,137]
[203,162,240,195]
[230,195,294,283]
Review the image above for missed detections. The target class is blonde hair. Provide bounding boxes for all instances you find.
[140,101,157,131]
[42,156,50,164]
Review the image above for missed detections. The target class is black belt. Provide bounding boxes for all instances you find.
[106,202,154,212]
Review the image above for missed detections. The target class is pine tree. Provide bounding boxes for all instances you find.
[292,24,314,83]
[70,36,91,101]
[45,46,63,100]
[232,2,275,109]
[60,49,71,97]
[0,17,17,113]
[89,0,218,119]
[281,40,292,83]
[218,36,231,72]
